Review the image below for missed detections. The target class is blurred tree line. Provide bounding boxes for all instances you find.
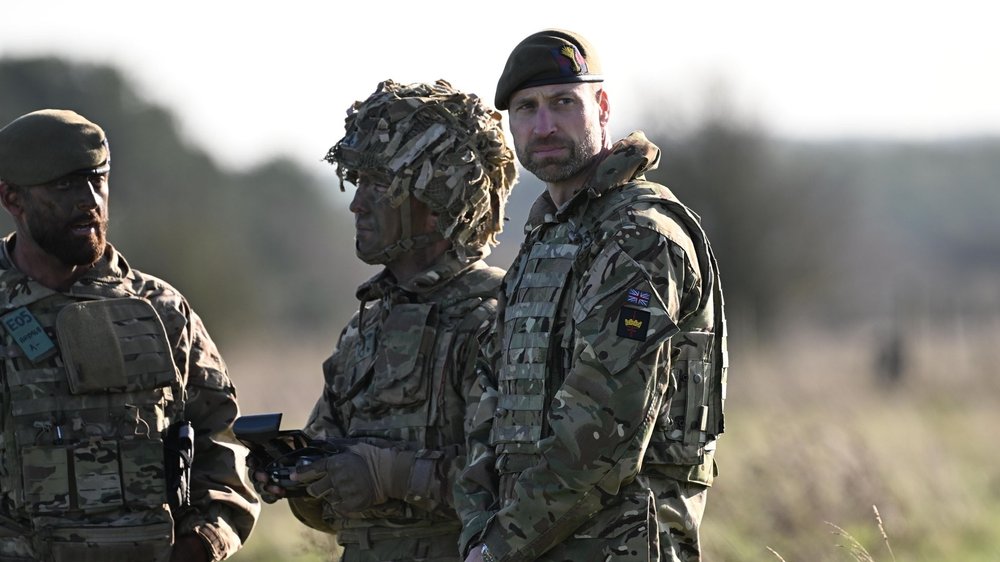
[0,56,372,346]
[635,92,1000,338]
[3,56,999,346]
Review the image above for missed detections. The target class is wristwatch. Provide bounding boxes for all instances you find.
[481,543,498,562]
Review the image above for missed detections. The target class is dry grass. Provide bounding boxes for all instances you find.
[704,317,1000,561]
[223,316,1000,561]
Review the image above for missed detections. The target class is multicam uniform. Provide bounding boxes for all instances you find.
[290,252,504,562]
[0,237,259,562]
[456,132,728,562]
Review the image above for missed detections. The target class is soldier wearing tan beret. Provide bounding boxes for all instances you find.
[0,109,260,562]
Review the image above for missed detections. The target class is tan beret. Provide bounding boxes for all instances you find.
[0,109,109,185]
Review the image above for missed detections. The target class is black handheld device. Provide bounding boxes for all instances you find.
[233,413,343,496]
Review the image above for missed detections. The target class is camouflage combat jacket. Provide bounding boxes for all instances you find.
[455,132,728,561]
[0,236,259,562]
[289,252,504,545]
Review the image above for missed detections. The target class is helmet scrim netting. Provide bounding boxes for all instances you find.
[325,79,517,256]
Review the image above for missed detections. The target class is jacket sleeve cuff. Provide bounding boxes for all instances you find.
[479,524,516,562]
[288,495,335,534]
[189,521,239,561]
[458,511,491,557]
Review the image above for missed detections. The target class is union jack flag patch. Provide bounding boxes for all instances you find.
[625,288,651,307]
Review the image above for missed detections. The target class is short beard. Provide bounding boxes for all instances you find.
[28,215,107,266]
[518,129,602,184]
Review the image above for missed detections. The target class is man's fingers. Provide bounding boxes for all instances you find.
[264,484,287,497]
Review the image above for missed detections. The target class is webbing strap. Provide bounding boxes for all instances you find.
[519,270,572,289]
[336,521,461,546]
[10,389,164,417]
[491,425,542,443]
[506,332,549,350]
[497,394,544,411]
[527,243,578,260]
[498,363,546,381]
[503,302,556,320]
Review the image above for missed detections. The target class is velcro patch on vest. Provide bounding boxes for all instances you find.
[55,297,176,393]
[616,307,650,341]
[57,301,128,391]
[1,306,56,362]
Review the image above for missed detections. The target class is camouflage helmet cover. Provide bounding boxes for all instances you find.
[325,79,517,255]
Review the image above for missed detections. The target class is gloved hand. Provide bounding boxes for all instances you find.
[292,442,414,513]
[247,456,284,504]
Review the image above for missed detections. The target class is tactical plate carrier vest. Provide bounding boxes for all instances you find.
[490,181,728,500]
[0,260,183,562]
[318,263,503,543]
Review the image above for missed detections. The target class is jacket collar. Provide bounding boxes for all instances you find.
[524,131,661,230]
[356,248,483,303]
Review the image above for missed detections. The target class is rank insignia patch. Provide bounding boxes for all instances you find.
[616,307,650,341]
[625,288,651,307]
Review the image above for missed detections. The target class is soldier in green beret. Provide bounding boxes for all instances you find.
[254,79,517,562]
[456,29,729,562]
[0,109,260,561]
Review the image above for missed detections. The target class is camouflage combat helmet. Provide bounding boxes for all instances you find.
[325,79,517,264]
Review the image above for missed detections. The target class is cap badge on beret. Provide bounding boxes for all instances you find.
[494,28,604,110]
[554,45,588,76]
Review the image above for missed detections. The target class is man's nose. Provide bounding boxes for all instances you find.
[76,178,103,209]
[349,185,367,214]
[532,107,557,136]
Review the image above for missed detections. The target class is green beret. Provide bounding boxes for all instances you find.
[0,109,110,186]
[495,28,603,110]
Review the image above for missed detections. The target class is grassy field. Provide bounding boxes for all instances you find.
[224,318,1000,561]
[703,318,1000,561]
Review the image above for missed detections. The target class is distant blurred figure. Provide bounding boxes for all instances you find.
[455,30,729,562]
[874,327,908,388]
[253,80,517,562]
[0,109,259,562]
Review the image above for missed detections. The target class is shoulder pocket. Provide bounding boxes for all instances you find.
[575,245,678,376]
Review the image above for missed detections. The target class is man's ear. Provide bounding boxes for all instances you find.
[0,181,25,219]
[597,87,611,128]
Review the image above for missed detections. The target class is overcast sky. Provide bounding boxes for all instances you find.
[3,0,998,175]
